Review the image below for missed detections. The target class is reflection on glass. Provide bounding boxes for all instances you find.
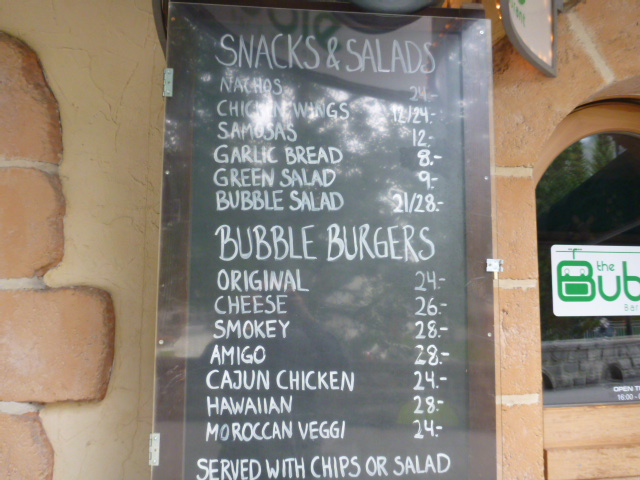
[155,4,493,480]
[537,132,640,406]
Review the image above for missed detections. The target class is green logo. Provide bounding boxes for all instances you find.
[557,260,640,302]
[557,261,595,301]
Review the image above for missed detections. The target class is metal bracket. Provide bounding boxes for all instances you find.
[163,68,174,98]
[149,433,160,466]
[486,259,504,273]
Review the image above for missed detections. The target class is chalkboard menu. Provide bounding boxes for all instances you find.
[154,3,495,480]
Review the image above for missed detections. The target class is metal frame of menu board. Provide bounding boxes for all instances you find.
[153,3,495,479]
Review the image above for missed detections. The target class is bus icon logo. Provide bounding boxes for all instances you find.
[557,260,595,301]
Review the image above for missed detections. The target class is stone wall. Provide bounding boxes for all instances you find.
[0,0,165,477]
[543,337,640,389]
[0,33,115,479]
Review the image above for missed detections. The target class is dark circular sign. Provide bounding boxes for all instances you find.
[348,0,442,13]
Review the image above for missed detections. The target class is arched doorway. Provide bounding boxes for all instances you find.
[535,101,640,479]
[538,129,640,404]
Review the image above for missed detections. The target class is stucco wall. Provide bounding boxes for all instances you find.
[0,0,165,478]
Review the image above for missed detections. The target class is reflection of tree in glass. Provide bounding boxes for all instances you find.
[185,47,449,361]
[166,8,475,479]
[163,8,469,404]
[537,134,622,341]
[592,134,616,172]
[537,141,586,219]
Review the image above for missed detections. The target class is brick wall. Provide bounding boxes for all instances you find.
[0,32,115,479]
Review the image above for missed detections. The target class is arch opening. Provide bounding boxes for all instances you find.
[536,101,640,406]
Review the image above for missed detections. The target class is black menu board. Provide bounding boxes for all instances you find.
[154,3,495,480]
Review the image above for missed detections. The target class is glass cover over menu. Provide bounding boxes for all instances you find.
[154,4,495,480]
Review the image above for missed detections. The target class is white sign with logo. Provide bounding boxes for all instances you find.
[551,245,640,317]
[502,0,558,76]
